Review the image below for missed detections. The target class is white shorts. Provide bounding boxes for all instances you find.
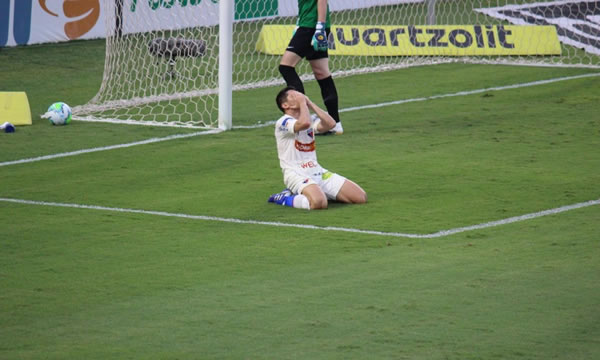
[283,168,347,200]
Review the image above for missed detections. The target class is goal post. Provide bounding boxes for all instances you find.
[73,0,600,129]
[218,0,233,131]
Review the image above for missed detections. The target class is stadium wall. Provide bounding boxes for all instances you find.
[0,0,422,47]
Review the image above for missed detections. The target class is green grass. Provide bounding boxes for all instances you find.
[1,32,600,359]
[2,204,599,359]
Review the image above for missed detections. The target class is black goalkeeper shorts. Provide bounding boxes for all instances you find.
[286,27,330,60]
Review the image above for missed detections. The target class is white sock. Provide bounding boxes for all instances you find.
[292,195,311,210]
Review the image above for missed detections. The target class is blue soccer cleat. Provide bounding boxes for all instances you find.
[268,189,293,205]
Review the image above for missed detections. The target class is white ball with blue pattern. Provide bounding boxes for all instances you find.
[45,102,72,125]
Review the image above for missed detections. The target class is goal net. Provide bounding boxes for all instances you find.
[73,0,600,129]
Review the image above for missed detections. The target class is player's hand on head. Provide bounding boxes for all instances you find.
[292,91,307,105]
[301,94,313,109]
[298,92,308,102]
[304,95,314,107]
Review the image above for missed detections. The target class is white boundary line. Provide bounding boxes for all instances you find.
[1,72,598,168]
[0,129,222,167]
[1,197,598,239]
[339,72,600,112]
[235,73,600,128]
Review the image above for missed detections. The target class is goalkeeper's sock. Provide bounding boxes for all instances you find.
[268,190,310,210]
[317,76,340,123]
[279,65,305,94]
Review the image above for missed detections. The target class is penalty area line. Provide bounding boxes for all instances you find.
[1,197,598,239]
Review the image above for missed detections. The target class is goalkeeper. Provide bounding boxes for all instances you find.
[268,87,367,210]
[278,0,343,135]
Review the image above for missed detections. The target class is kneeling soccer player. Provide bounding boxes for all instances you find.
[268,87,367,210]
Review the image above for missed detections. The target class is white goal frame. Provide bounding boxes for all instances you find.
[73,0,600,130]
[219,0,233,130]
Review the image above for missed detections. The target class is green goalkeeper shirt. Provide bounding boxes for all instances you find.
[297,0,331,28]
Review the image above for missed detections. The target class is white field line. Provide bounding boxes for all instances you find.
[339,72,600,113]
[0,129,222,167]
[1,197,598,239]
[234,72,600,129]
[2,72,598,167]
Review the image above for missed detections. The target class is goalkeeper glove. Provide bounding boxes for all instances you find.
[312,22,328,52]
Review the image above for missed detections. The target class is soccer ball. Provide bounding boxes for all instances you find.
[45,102,72,125]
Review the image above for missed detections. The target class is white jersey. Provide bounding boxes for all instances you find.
[275,114,322,175]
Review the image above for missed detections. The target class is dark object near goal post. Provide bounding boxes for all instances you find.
[149,38,207,79]
[115,0,123,38]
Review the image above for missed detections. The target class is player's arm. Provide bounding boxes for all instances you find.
[293,92,312,133]
[306,97,335,133]
[317,0,327,23]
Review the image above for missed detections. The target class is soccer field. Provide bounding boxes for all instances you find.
[1,39,600,359]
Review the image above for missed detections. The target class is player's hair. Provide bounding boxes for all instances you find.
[276,86,297,113]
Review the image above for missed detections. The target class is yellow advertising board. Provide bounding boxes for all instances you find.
[256,25,561,56]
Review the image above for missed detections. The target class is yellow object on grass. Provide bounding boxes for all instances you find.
[0,92,32,126]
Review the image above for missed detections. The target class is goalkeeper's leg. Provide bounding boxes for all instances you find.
[317,75,339,124]
[310,58,342,134]
[279,51,305,94]
[310,59,339,123]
